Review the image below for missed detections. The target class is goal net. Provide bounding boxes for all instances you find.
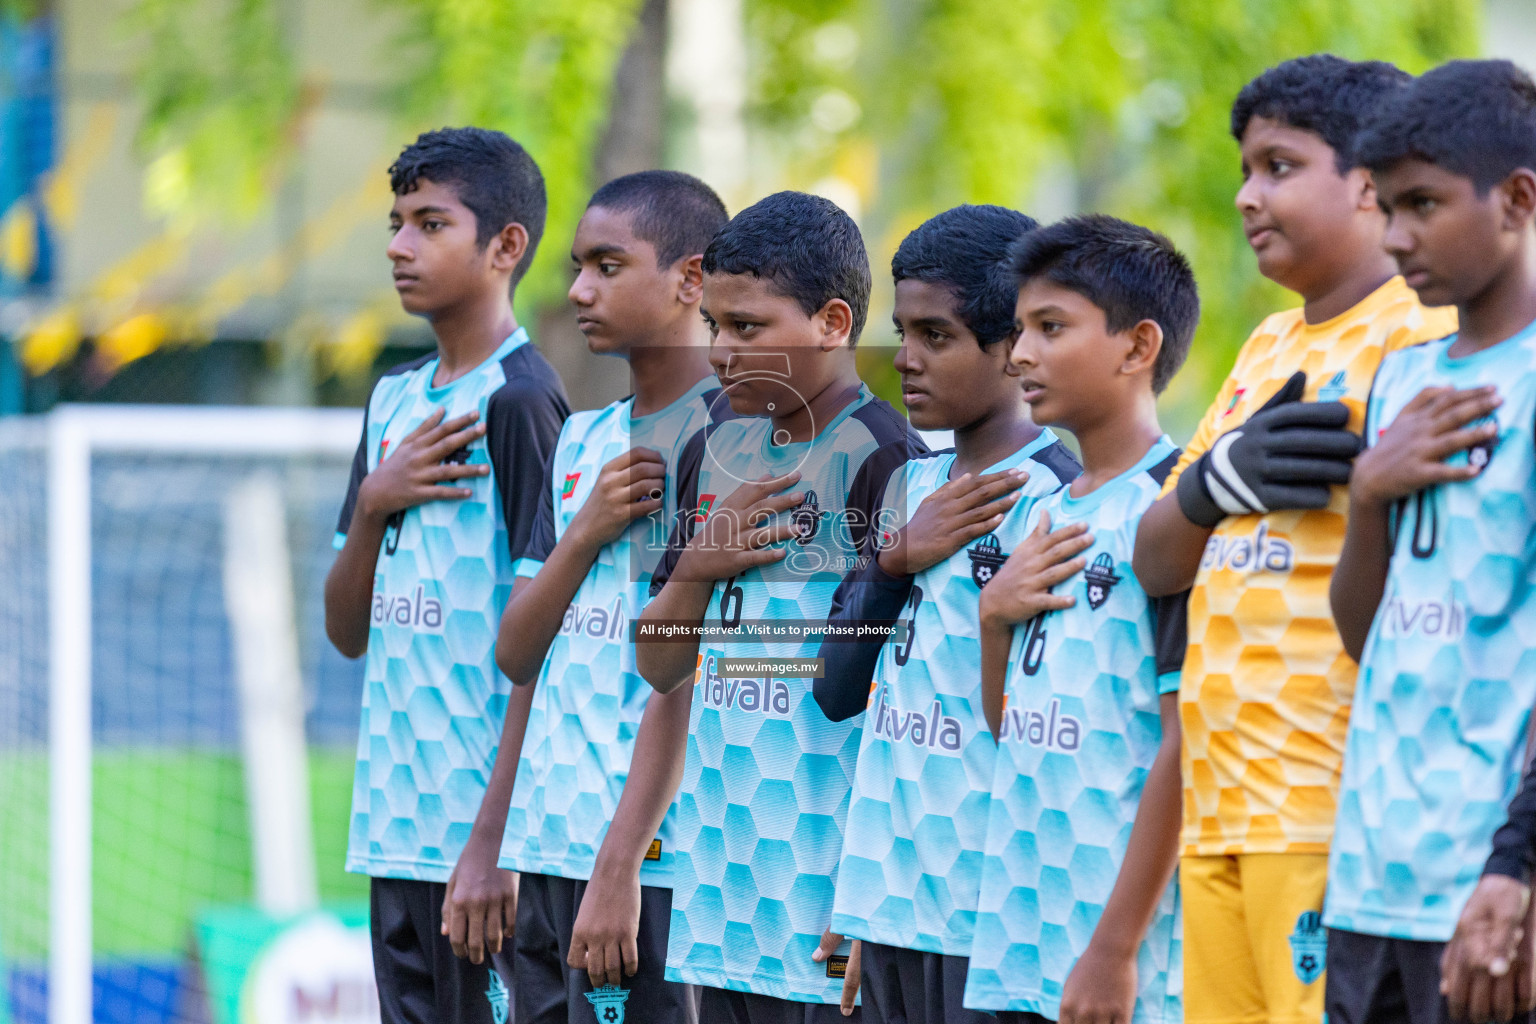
[0,405,376,1024]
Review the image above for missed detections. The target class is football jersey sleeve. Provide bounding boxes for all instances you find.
[1152,590,1190,694]
[514,446,558,578]
[648,425,708,596]
[486,376,569,564]
[333,407,370,547]
[815,462,916,723]
[1485,760,1536,883]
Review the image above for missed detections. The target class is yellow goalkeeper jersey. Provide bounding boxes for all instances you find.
[1164,276,1456,856]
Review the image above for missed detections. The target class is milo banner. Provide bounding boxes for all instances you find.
[195,907,378,1024]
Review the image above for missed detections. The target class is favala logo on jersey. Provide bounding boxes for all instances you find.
[1084,553,1121,609]
[791,490,822,544]
[998,696,1082,751]
[560,596,627,641]
[969,534,1006,588]
[695,654,791,715]
[1201,522,1295,574]
[871,685,962,751]
[371,585,443,631]
[561,472,581,500]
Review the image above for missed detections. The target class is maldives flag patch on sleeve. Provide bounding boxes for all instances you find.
[694,494,716,522]
[561,473,581,500]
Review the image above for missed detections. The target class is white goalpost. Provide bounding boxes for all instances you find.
[42,404,361,1024]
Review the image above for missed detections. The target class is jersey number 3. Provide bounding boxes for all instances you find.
[892,585,925,666]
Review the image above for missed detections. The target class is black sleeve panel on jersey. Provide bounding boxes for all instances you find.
[814,555,914,722]
[1035,438,1084,486]
[846,401,929,561]
[336,406,369,537]
[487,347,571,563]
[649,421,713,597]
[1151,590,1190,680]
[1147,449,1183,489]
[1486,759,1536,883]
[519,447,558,567]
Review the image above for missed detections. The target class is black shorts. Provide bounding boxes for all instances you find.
[1326,926,1536,1024]
[514,871,696,1024]
[369,876,515,1024]
[858,942,994,1024]
[698,986,861,1023]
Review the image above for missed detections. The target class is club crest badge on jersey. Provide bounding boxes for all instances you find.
[585,983,631,1023]
[969,533,1006,588]
[1084,552,1122,610]
[561,473,581,500]
[1288,910,1327,984]
[486,971,511,1024]
[791,490,821,544]
[1318,370,1349,402]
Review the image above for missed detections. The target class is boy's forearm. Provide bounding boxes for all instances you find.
[1132,493,1213,597]
[980,619,1014,738]
[636,578,714,693]
[467,680,536,849]
[497,535,604,685]
[591,685,694,883]
[1330,493,1393,662]
[1089,695,1182,957]
[324,510,389,658]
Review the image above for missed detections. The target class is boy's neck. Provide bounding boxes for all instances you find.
[1299,252,1397,326]
[1453,237,1536,355]
[952,407,1042,478]
[628,330,715,417]
[430,289,519,385]
[1065,389,1163,498]
[774,365,863,443]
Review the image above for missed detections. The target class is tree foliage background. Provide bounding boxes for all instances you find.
[118,0,1478,421]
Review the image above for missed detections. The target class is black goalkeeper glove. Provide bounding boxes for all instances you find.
[1176,371,1362,528]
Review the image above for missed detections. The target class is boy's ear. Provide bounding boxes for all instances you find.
[1498,168,1536,232]
[489,222,531,275]
[1352,167,1381,215]
[815,298,855,350]
[1121,319,1164,381]
[675,254,705,306]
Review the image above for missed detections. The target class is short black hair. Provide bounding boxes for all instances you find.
[587,170,729,268]
[891,205,1039,348]
[702,191,871,346]
[1010,214,1199,395]
[389,127,546,283]
[1359,59,1536,194]
[1231,55,1412,172]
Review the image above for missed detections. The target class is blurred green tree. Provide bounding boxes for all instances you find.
[127,0,643,318]
[743,0,1479,426]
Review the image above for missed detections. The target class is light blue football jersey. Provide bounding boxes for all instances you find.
[333,329,569,881]
[1325,319,1536,942]
[964,436,1185,1022]
[500,376,728,885]
[654,386,922,1003]
[830,433,1080,955]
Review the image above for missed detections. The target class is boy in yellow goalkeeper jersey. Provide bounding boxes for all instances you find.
[1132,55,1457,1024]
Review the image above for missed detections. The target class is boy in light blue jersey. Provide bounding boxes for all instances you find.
[811,205,1080,1024]
[963,216,1199,1024]
[326,128,570,1023]
[446,171,731,1024]
[1326,60,1536,1024]
[638,191,924,1022]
